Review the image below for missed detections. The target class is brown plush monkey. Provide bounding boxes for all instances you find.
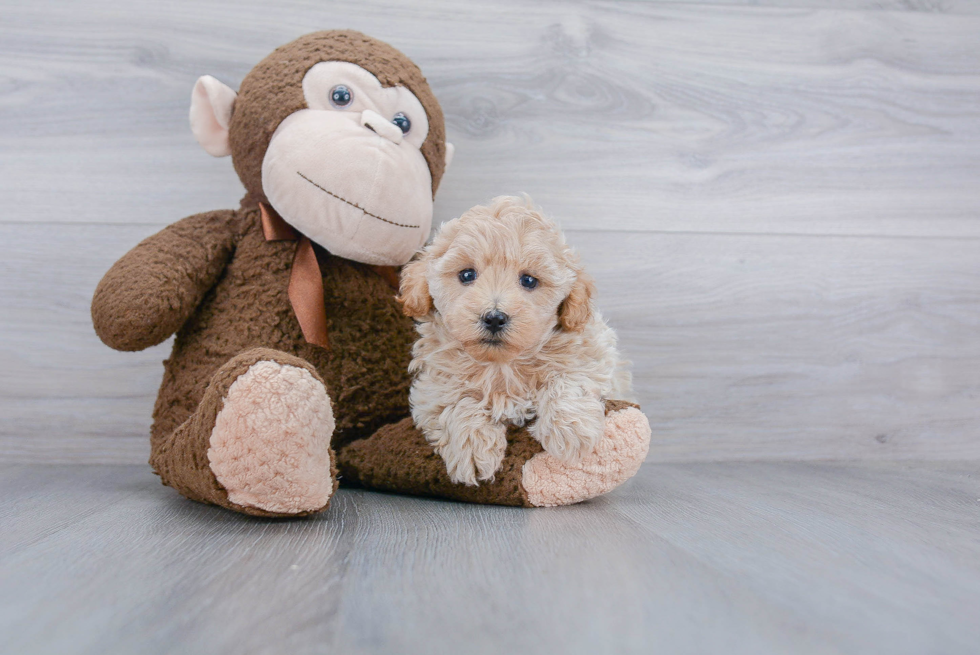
[92,31,651,517]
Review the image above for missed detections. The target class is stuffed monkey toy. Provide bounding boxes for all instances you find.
[91,31,651,517]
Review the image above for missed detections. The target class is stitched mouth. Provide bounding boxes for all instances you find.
[296,171,419,229]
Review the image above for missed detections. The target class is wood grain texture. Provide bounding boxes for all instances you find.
[2,0,979,463]
[1,0,979,235]
[598,231,980,461]
[1,462,978,654]
[3,223,978,463]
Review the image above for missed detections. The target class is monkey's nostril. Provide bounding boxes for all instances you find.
[360,109,403,144]
[481,310,509,335]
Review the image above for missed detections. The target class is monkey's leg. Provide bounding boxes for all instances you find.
[150,348,338,517]
[337,400,650,507]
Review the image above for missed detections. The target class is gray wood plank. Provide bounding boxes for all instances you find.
[593,230,980,461]
[0,222,165,463]
[3,223,978,463]
[3,0,979,464]
[647,0,980,11]
[608,461,980,654]
[2,1,979,236]
[1,462,977,654]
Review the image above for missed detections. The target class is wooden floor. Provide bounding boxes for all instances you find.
[1,462,978,654]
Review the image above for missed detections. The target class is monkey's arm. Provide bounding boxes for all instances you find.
[92,209,240,351]
[336,400,650,507]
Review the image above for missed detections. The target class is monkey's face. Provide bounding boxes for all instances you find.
[190,32,453,266]
[261,62,434,266]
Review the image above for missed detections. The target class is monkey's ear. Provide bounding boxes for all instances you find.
[444,143,455,170]
[189,75,237,157]
[397,256,433,319]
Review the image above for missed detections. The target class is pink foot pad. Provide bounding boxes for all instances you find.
[522,407,651,507]
[208,360,335,514]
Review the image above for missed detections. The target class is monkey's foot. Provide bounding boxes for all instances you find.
[521,403,651,507]
[337,400,649,507]
[151,348,338,517]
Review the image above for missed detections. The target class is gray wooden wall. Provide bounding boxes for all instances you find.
[2,0,978,464]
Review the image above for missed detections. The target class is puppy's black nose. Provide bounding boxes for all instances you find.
[481,310,509,335]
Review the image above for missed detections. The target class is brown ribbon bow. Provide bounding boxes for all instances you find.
[260,203,401,351]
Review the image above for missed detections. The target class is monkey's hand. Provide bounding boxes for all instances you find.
[424,398,507,486]
[92,210,240,351]
[530,383,606,463]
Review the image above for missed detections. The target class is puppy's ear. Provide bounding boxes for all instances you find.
[558,268,596,332]
[397,256,432,318]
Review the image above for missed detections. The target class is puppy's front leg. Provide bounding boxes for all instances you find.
[432,397,508,486]
[531,379,605,463]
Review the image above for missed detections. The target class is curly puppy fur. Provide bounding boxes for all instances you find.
[398,196,633,486]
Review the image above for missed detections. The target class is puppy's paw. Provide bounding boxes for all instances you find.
[532,397,605,463]
[437,422,508,486]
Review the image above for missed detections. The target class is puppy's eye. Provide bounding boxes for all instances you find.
[458,268,477,284]
[520,274,538,290]
[330,85,353,108]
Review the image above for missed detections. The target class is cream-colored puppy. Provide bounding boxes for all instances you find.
[398,196,632,486]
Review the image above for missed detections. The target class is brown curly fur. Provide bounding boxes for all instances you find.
[91,203,421,514]
[91,31,468,515]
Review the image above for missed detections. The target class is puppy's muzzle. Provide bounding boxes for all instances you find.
[481,309,509,336]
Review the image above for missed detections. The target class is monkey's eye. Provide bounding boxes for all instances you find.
[458,268,477,284]
[392,112,411,134]
[329,85,353,108]
[520,274,538,290]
